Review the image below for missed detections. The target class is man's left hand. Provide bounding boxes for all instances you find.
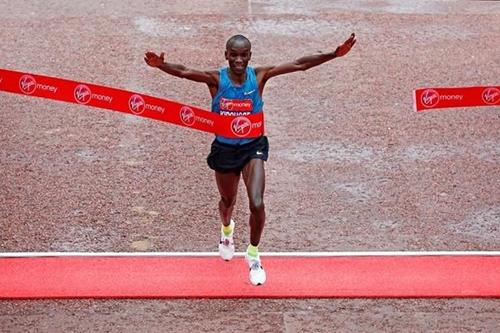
[334,33,356,58]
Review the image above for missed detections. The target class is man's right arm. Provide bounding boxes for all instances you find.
[144,51,218,87]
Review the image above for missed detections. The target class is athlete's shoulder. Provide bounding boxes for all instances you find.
[255,65,275,78]
[203,69,220,87]
[253,66,274,84]
[254,66,273,74]
[248,66,260,76]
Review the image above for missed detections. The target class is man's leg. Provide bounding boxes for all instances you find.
[215,170,240,227]
[215,170,240,261]
[242,159,266,246]
[242,158,266,285]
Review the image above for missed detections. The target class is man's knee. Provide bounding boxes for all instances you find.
[220,195,237,208]
[249,196,265,214]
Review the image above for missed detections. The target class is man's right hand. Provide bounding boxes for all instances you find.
[144,51,165,68]
[143,51,219,91]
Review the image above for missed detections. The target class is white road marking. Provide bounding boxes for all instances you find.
[1,251,499,258]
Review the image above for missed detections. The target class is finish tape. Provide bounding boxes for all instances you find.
[0,68,264,138]
[414,86,499,112]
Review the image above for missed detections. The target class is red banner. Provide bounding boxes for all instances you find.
[413,86,500,112]
[0,68,264,138]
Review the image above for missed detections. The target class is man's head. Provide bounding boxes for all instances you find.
[225,35,251,75]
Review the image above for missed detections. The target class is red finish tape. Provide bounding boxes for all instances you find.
[0,68,264,138]
[413,86,500,112]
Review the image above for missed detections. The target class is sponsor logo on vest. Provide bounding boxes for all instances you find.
[231,116,252,137]
[220,98,253,112]
[180,106,195,126]
[74,84,113,105]
[421,89,439,108]
[220,110,251,116]
[482,87,500,105]
[128,94,166,115]
[19,75,58,95]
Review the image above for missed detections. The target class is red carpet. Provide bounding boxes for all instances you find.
[1,256,499,299]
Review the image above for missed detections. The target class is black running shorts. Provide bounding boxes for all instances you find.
[207,136,269,173]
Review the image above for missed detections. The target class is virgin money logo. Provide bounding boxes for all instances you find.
[231,117,252,137]
[19,75,37,95]
[180,106,195,126]
[421,89,439,108]
[128,94,145,114]
[482,87,500,105]
[220,99,233,110]
[220,98,253,111]
[74,84,92,104]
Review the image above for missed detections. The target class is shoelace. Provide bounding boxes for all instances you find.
[220,237,233,246]
[250,261,262,270]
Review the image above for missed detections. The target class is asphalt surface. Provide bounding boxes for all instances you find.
[1,1,499,332]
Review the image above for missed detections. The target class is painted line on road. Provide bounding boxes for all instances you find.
[1,251,499,257]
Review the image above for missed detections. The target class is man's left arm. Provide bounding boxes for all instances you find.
[256,33,356,83]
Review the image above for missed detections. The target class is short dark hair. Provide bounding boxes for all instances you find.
[226,35,251,49]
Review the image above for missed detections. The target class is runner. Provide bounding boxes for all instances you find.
[144,33,356,285]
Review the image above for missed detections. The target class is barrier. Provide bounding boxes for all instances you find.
[0,68,264,138]
[414,86,500,112]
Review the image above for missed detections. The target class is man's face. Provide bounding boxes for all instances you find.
[225,40,251,75]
